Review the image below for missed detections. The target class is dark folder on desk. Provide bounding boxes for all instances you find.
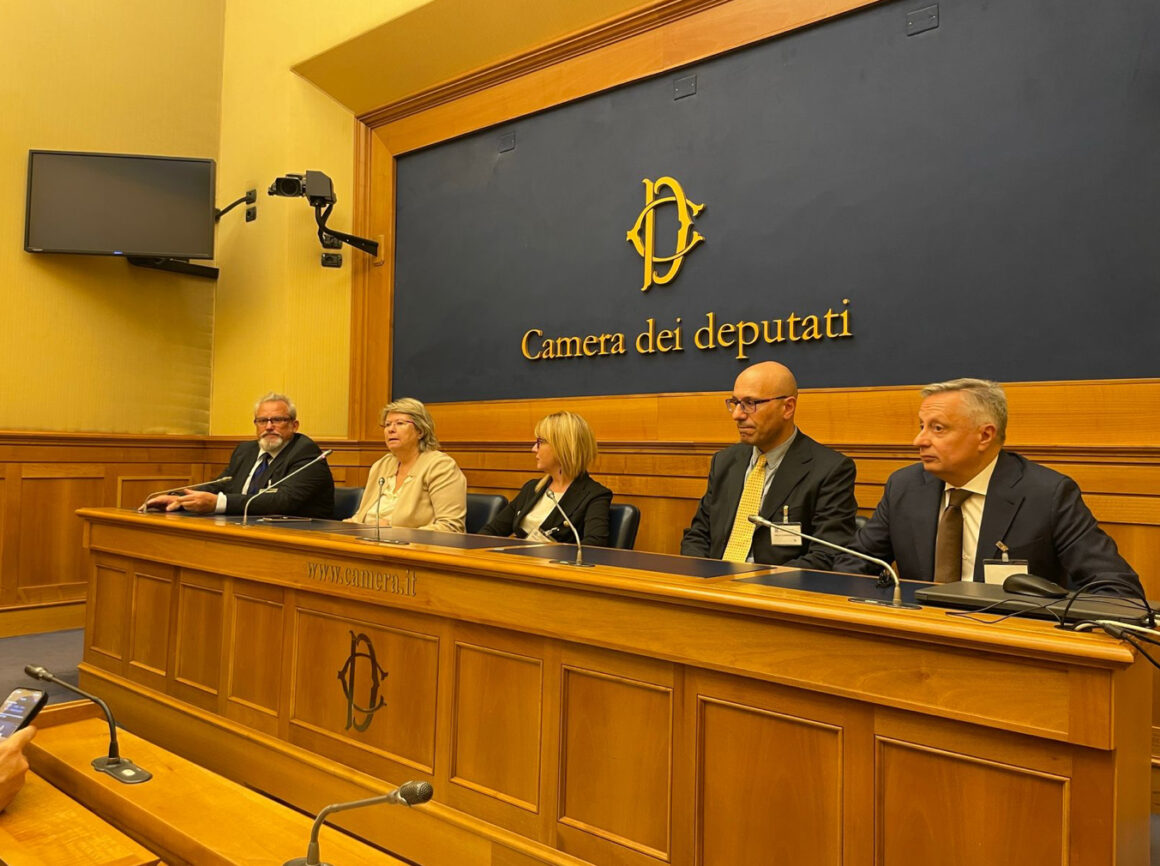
[915,581,1157,625]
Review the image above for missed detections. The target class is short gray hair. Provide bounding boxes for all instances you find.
[254,392,297,420]
[381,397,439,451]
[920,378,1007,442]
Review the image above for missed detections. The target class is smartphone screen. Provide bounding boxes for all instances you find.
[0,688,47,738]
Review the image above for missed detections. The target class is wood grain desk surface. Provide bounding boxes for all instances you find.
[0,770,160,866]
[27,703,407,866]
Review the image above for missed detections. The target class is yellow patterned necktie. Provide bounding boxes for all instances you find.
[722,454,767,562]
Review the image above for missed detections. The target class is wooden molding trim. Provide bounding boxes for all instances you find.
[358,0,737,127]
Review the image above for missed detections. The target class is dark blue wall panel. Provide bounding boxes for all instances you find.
[393,0,1160,401]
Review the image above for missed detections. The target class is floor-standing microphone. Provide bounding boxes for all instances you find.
[243,450,333,525]
[283,780,433,866]
[137,476,233,512]
[746,514,918,610]
[24,665,151,783]
[545,490,592,567]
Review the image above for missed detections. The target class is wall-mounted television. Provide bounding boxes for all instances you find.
[24,150,216,260]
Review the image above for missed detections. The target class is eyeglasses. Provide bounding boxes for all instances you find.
[254,415,294,426]
[380,419,415,430]
[724,395,790,414]
[532,437,548,448]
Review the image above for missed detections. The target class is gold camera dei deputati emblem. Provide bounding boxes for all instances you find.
[626,176,705,292]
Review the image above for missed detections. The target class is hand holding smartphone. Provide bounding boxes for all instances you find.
[0,688,47,739]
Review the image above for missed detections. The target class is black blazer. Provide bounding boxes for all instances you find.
[480,473,612,546]
[680,433,857,569]
[838,450,1139,591]
[204,432,335,519]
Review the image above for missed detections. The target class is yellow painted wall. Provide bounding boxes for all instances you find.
[0,2,224,434]
[212,0,430,437]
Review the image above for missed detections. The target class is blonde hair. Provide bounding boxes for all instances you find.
[534,411,597,480]
[380,398,440,451]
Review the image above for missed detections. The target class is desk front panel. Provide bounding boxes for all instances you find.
[78,509,1149,866]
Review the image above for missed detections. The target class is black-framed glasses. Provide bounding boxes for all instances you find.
[724,395,790,414]
[532,437,548,448]
[254,415,294,426]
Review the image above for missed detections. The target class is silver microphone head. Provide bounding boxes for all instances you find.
[396,780,434,805]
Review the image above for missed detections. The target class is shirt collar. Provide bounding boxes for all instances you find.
[952,453,1000,497]
[751,428,798,467]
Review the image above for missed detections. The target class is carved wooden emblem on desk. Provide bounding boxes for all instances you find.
[337,630,388,731]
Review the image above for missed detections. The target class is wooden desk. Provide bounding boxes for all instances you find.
[26,702,403,866]
[76,507,1152,866]
[0,765,159,866]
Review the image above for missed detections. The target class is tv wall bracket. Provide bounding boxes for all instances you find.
[127,257,219,279]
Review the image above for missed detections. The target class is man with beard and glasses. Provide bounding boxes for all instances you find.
[144,392,335,519]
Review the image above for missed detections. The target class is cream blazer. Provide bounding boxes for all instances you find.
[350,450,467,532]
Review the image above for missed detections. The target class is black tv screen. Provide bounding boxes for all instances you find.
[24,150,216,259]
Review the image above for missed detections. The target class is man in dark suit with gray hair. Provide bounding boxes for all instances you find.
[836,378,1139,591]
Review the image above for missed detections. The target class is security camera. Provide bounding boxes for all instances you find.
[268,173,305,198]
[267,171,335,207]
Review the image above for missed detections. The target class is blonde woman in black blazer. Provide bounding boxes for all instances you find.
[479,411,611,546]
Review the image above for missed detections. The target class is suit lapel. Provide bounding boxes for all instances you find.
[718,450,749,528]
[911,471,944,578]
[973,451,1024,580]
[759,435,812,517]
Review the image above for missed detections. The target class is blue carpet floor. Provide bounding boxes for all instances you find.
[0,628,84,704]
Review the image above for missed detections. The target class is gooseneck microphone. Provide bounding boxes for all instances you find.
[137,476,233,512]
[375,475,386,543]
[24,665,151,783]
[283,780,434,866]
[746,515,917,610]
[242,449,334,525]
[545,490,593,567]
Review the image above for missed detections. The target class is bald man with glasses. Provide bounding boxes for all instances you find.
[681,361,857,568]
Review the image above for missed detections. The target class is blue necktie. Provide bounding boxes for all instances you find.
[246,453,272,494]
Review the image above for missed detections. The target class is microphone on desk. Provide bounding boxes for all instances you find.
[242,450,334,525]
[746,515,917,610]
[545,490,592,567]
[137,477,233,512]
[24,665,151,784]
[375,476,386,544]
[283,780,434,866]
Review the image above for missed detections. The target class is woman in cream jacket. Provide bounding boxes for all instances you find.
[347,398,466,532]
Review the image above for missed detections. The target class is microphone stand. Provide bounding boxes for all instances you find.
[747,515,918,610]
[138,476,233,512]
[241,449,334,526]
[546,490,593,567]
[24,665,151,783]
[375,476,385,544]
[283,781,433,866]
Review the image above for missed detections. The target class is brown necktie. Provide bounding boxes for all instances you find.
[722,455,767,562]
[933,488,972,583]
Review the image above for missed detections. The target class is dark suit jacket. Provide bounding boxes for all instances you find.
[837,450,1139,591]
[204,432,335,519]
[479,473,612,546]
[680,433,857,569]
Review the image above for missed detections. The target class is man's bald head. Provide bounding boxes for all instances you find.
[729,362,799,452]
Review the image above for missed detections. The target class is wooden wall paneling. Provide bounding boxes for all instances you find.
[225,579,286,735]
[116,473,199,511]
[445,625,552,841]
[17,464,104,604]
[556,647,676,866]
[0,466,12,608]
[171,569,225,713]
[287,593,441,783]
